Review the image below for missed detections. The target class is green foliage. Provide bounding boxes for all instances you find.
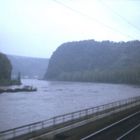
[0,53,22,86]
[45,40,140,84]
[0,52,12,85]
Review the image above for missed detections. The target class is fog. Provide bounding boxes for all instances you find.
[0,0,140,58]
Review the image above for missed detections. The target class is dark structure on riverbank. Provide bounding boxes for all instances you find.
[0,86,37,94]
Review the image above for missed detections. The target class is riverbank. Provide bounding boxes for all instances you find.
[0,85,37,93]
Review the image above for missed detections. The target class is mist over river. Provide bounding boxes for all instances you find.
[0,79,140,131]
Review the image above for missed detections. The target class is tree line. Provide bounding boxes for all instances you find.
[45,40,140,84]
[0,52,21,86]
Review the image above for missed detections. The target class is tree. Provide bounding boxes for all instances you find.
[0,52,12,85]
[44,39,140,84]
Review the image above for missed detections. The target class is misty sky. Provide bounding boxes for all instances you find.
[0,0,140,58]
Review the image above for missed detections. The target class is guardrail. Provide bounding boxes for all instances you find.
[0,96,140,140]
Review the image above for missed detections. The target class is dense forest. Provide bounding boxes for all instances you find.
[45,40,140,84]
[0,52,12,85]
[8,55,49,79]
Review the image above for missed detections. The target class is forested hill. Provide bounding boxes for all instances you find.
[44,40,140,84]
[0,52,12,85]
[8,55,49,79]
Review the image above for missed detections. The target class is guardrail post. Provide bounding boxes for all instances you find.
[71,113,74,121]
[96,106,99,117]
[42,122,44,129]
[62,115,65,123]
[102,105,104,111]
[13,129,16,138]
[86,109,88,116]
[79,111,81,118]
[28,125,31,133]
[92,108,94,114]
[53,117,56,126]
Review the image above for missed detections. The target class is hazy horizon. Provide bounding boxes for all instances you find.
[7,53,50,59]
[5,39,140,59]
[1,0,140,58]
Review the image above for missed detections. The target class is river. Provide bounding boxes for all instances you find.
[0,79,140,131]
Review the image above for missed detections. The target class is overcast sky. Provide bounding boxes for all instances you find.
[0,0,140,58]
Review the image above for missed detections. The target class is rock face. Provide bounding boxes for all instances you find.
[0,52,12,85]
[44,39,140,84]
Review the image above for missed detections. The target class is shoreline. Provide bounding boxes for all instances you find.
[0,85,37,93]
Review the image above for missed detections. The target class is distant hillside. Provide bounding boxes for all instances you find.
[0,52,12,85]
[45,40,140,84]
[8,55,49,79]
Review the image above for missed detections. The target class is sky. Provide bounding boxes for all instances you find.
[0,0,140,58]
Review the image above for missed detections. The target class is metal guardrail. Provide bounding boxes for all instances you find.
[0,96,140,140]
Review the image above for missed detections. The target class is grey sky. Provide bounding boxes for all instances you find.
[0,0,140,58]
